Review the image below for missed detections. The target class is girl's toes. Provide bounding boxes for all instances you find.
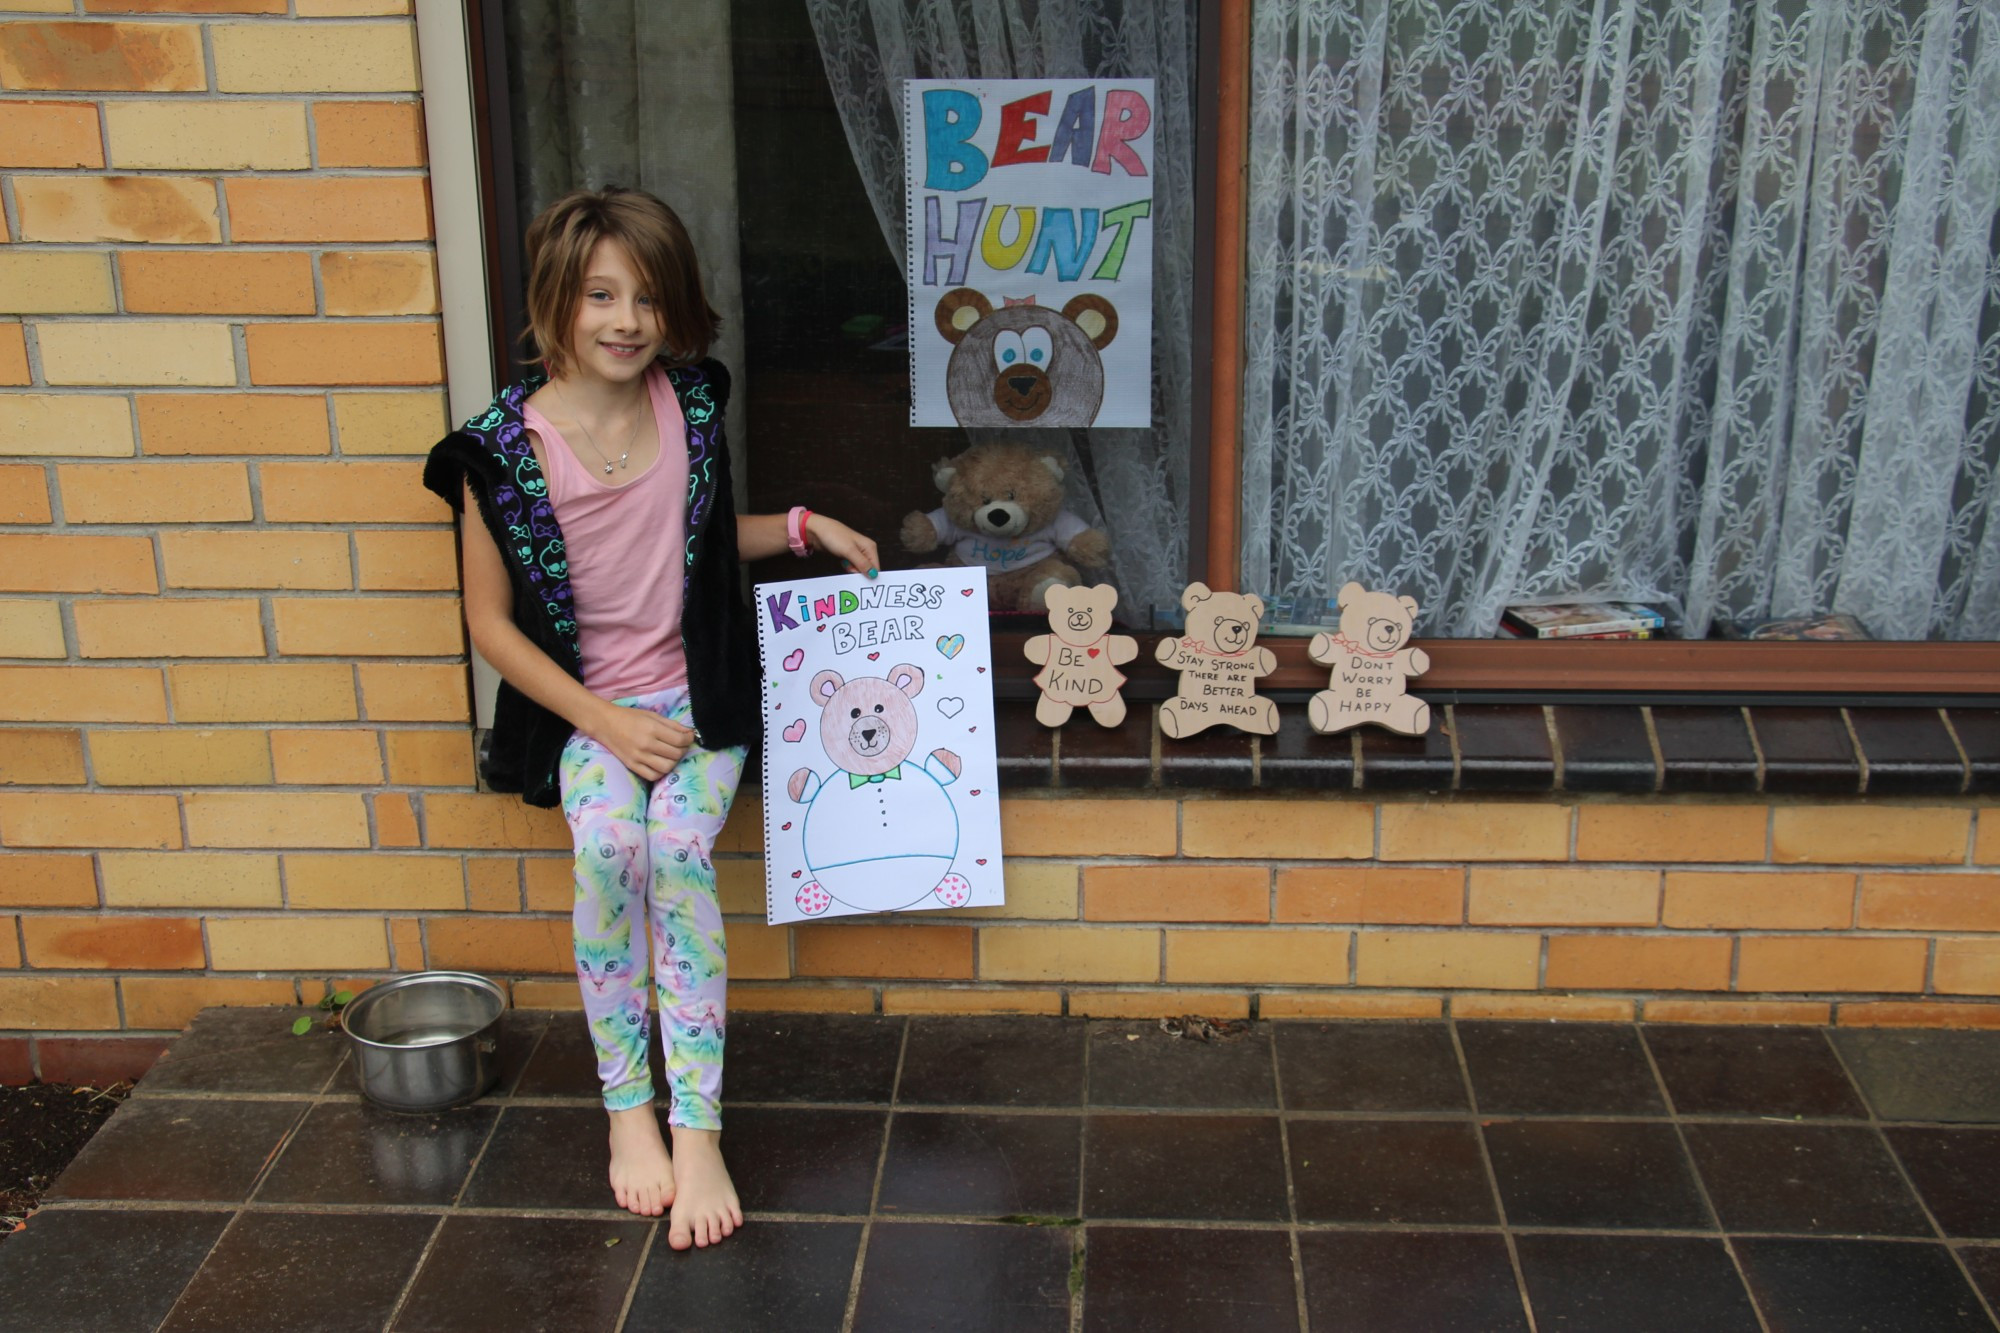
[668,1220,693,1251]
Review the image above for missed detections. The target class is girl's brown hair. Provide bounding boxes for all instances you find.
[523,186,720,377]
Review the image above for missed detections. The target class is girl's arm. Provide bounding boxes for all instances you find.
[461,482,691,781]
[738,510,881,578]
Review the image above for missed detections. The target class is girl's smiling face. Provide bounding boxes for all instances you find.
[566,238,665,384]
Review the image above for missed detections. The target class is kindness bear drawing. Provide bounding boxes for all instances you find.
[785,664,970,917]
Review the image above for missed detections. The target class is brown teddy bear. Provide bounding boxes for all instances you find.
[1155,582,1279,737]
[900,442,1111,612]
[1307,582,1431,735]
[1023,583,1138,727]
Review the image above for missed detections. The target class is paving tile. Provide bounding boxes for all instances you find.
[332,1008,549,1100]
[1830,1029,2000,1123]
[0,1208,230,1333]
[852,1222,1073,1333]
[257,1100,496,1207]
[1458,1022,1665,1116]
[159,1211,435,1333]
[1275,1021,1467,1113]
[1552,705,1656,792]
[624,1220,859,1332]
[1731,1238,1991,1333]
[1947,707,2000,794]
[1083,1113,1288,1221]
[994,698,1053,789]
[1883,1127,2000,1237]
[48,1097,304,1203]
[725,1105,885,1216]
[876,1111,1081,1218]
[1960,1244,2000,1307]
[1085,1020,1275,1109]
[1452,703,1555,792]
[1481,1120,1709,1230]
[1513,1233,1760,1333]
[510,1011,661,1101]
[898,1016,1084,1108]
[1683,1123,1930,1236]
[1644,1025,1867,1119]
[1156,717,1256,790]
[1056,703,1154,788]
[1653,705,1761,794]
[1749,707,1861,795]
[390,1214,648,1332]
[1297,1230,1527,1333]
[1848,707,1966,795]
[1288,1119,1495,1226]
[1355,711,1454,791]
[1081,1225,1298,1333]
[725,1012,905,1105]
[1260,702,1356,790]
[457,1105,613,1211]
[138,1007,348,1096]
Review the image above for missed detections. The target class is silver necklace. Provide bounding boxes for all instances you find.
[554,382,643,475]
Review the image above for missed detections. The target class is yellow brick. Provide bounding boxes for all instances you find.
[724,921,790,980]
[261,459,449,522]
[1663,871,1856,930]
[1934,938,2000,996]
[0,534,156,593]
[1260,992,1446,1019]
[1736,936,1930,993]
[119,252,315,316]
[272,597,463,657]
[953,860,1077,920]
[883,987,1062,1015]
[226,176,429,243]
[321,250,437,316]
[185,791,369,848]
[75,597,265,657]
[0,249,114,312]
[383,729,473,786]
[211,22,418,92]
[1643,999,1832,1025]
[1082,865,1268,922]
[164,530,350,590]
[355,530,457,591]
[1064,990,1246,1019]
[312,100,424,168]
[1467,867,1659,926]
[0,727,83,783]
[60,462,251,522]
[979,925,1159,983]
[507,979,582,1009]
[332,390,447,455]
[0,394,136,457]
[729,985,875,1014]
[0,600,66,657]
[1000,797,1176,857]
[0,326,25,386]
[373,791,418,847]
[0,100,104,168]
[297,0,410,13]
[0,853,96,907]
[248,322,443,387]
[1356,931,1542,990]
[22,912,203,968]
[284,853,460,909]
[1838,1001,2000,1029]
[100,851,280,907]
[0,21,204,91]
[415,914,563,973]
[170,663,357,723]
[1977,812,2000,864]
[1576,804,1767,862]
[422,792,568,850]
[1,0,74,12]
[714,859,761,915]
[357,663,468,722]
[390,918,423,969]
[1857,874,2000,931]
[1544,934,1733,991]
[0,464,51,523]
[122,976,295,1031]
[1772,806,1969,865]
[208,915,389,970]
[39,321,236,387]
[1273,866,1463,925]
[0,666,165,722]
[1455,995,1636,1022]
[104,99,308,169]
[270,729,382,784]
[89,727,272,785]
[717,794,761,853]
[464,858,518,911]
[1164,928,1349,985]
[0,977,119,1029]
[138,393,329,457]
[1181,798,1373,859]
[796,924,973,980]
[14,174,219,243]
[1378,801,1572,862]
[0,791,180,847]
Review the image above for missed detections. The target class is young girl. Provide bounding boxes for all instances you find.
[423,187,878,1250]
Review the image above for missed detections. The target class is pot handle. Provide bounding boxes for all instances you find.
[476,1037,498,1055]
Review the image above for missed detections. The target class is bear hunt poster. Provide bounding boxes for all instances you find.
[755,566,1006,926]
[903,78,1156,428]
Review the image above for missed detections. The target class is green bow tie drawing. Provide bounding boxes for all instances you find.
[848,766,904,788]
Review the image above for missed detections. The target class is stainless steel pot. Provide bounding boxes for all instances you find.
[342,971,508,1112]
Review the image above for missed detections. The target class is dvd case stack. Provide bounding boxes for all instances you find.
[1499,601,1667,640]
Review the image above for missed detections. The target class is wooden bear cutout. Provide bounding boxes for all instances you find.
[1155,582,1279,737]
[1024,583,1138,727]
[1308,581,1432,735]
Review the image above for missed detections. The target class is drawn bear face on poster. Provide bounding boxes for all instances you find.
[935,289,1119,428]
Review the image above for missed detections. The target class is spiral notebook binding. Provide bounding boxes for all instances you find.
[903,77,920,427]
[756,590,776,921]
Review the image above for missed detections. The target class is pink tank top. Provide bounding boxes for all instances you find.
[525,365,689,698]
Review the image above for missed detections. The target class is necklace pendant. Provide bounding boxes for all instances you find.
[602,461,613,476]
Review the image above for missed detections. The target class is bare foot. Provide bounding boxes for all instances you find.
[606,1104,675,1217]
[667,1127,741,1249]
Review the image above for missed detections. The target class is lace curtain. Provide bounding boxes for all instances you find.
[805,0,1198,620]
[1243,0,2000,640]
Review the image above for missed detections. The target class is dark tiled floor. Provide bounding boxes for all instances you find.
[7,1010,2000,1331]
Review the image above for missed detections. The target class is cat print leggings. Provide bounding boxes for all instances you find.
[558,685,744,1128]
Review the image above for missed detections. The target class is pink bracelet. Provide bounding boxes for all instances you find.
[787,505,813,557]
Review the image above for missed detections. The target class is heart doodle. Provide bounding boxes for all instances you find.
[936,634,966,659]
[867,651,880,661]
[782,719,806,743]
[937,697,964,718]
[781,822,792,830]
[791,870,801,878]
[961,588,975,596]
[782,648,804,672]
[970,789,981,796]
[1088,647,1100,658]
[977,667,987,673]
[976,858,987,865]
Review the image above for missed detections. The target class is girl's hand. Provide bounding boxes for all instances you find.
[806,514,880,579]
[590,702,693,782]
